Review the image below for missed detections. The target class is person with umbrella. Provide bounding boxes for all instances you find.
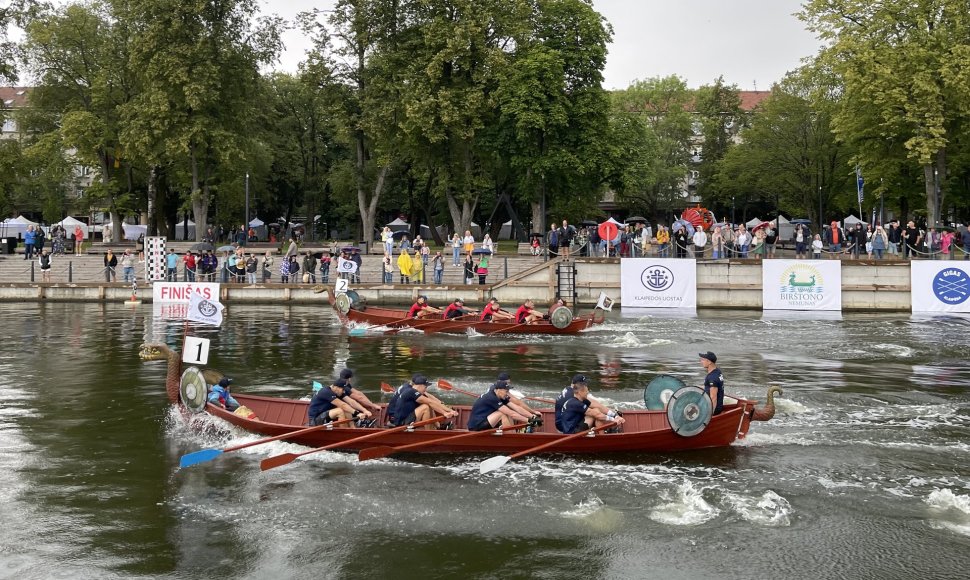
[474,249,489,284]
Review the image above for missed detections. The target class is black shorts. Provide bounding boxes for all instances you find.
[568,422,590,434]
[469,419,497,431]
[393,412,417,426]
[310,412,335,426]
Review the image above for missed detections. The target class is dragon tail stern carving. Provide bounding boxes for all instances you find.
[751,385,782,422]
[139,343,182,404]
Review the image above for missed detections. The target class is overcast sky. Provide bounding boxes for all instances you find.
[267,0,823,90]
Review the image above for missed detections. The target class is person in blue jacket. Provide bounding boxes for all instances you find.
[208,378,240,411]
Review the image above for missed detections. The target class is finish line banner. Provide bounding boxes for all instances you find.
[621,258,696,309]
[912,261,970,313]
[763,260,841,311]
[152,282,221,303]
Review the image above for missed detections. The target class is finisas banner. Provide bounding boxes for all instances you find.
[911,261,970,313]
[762,260,842,311]
[620,258,696,309]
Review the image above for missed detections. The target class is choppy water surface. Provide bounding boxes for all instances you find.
[1,303,969,579]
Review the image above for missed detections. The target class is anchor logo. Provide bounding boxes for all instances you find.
[932,268,970,305]
[641,265,674,292]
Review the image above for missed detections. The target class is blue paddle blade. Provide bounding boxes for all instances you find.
[179,448,223,468]
[312,381,323,393]
[349,328,366,336]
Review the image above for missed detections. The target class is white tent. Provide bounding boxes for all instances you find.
[419,224,448,240]
[54,216,89,239]
[746,217,763,229]
[248,217,267,241]
[174,219,196,241]
[105,222,148,241]
[0,218,30,239]
[248,217,264,227]
[843,215,863,227]
[498,220,513,240]
[605,217,623,226]
[13,215,38,225]
[387,217,409,233]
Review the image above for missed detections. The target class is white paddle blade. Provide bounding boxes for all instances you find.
[479,455,511,474]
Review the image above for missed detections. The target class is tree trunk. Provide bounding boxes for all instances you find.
[531,202,543,237]
[923,163,938,228]
[359,164,388,247]
[146,165,158,237]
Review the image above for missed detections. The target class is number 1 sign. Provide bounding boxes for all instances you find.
[182,336,211,365]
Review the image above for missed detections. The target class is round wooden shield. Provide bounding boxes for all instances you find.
[666,386,712,437]
[643,374,686,410]
[179,366,208,413]
[334,293,352,314]
[550,306,573,329]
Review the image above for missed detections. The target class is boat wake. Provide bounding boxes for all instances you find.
[648,480,719,526]
[925,489,970,537]
[725,490,792,526]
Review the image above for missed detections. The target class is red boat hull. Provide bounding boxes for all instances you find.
[340,304,599,335]
[205,393,756,456]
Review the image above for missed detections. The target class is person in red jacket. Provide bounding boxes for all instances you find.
[480,298,513,321]
[514,299,542,324]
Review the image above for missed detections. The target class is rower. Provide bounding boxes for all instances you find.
[468,381,536,431]
[387,374,458,430]
[407,295,441,319]
[307,379,359,427]
[493,372,542,422]
[514,299,542,324]
[698,351,725,415]
[208,377,240,411]
[545,297,566,319]
[442,298,476,319]
[480,297,513,321]
[338,368,382,417]
[554,374,625,433]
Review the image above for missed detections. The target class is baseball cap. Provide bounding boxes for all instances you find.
[698,351,717,363]
[571,374,588,385]
[454,298,463,304]
[412,374,429,385]
[339,369,354,380]
[333,379,349,389]
[492,382,509,391]
[218,377,233,388]
[497,372,510,382]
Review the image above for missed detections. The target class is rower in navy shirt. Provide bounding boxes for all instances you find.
[307,379,358,426]
[338,368,382,416]
[699,351,725,415]
[387,374,458,429]
[468,381,537,431]
[492,371,542,421]
[554,374,625,433]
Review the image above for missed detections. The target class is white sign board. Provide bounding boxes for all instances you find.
[620,258,697,309]
[334,278,349,295]
[911,261,970,313]
[152,282,220,303]
[182,336,211,365]
[762,260,842,311]
[145,236,167,282]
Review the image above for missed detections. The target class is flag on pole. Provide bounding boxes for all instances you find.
[856,166,864,204]
[595,292,614,311]
[337,257,359,274]
[186,291,225,327]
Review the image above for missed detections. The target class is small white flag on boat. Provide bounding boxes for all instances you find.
[337,257,358,274]
[186,291,225,327]
[595,292,614,311]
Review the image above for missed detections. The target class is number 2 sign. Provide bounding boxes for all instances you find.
[182,336,211,365]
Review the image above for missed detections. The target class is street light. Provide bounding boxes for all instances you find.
[244,173,249,231]
[818,185,823,230]
[731,196,735,225]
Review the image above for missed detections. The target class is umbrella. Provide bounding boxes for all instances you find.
[671,219,695,236]
[625,216,648,224]
[580,220,598,227]
[790,218,812,225]
[216,245,235,252]
[189,242,214,252]
[340,246,359,252]
[530,232,544,238]
[391,230,410,240]
[471,248,493,255]
[751,222,773,233]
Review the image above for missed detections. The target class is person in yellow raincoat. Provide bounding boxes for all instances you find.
[397,249,413,284]
[412,250,424,283]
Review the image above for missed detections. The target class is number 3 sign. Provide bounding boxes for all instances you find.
[182,336,211,365]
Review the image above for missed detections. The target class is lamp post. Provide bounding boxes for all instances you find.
[244,173,249,232]
[731,196,735,225]
[818,185,823,231]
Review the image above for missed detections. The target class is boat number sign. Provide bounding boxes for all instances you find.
[335,278,349,295]
[182,336,211,365]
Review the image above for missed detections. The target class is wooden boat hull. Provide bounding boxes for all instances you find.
[205,393,756,456]
[340,304,599,335]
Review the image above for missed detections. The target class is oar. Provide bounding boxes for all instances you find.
[386,313,445,335]
[358,422,531,461]
[381,382,395,394]
[485,321,530,336]
[259,415,448,471]
[437,378,554,405]
[178,418,354,468]
[479,420,619,474]
[423,314,482,335]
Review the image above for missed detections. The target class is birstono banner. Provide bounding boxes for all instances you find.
[911,261,970,313]
[762,260,842,311]
[620,258,696,309]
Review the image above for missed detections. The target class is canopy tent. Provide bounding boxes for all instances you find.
[605,217,624,226]
[386,217,410,233]
[54,216,89,239]
[746,217,763,229]
[0,218,30,239]
[13,215,38,225]
[174,219,196,241]
[498,220,513,240]
[104,222,148,241]
[248,217,264,227]
[248,217,267,241]
[843,215,863,227]
[419,224,448,240]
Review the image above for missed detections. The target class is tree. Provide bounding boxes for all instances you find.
[692,77,743,204]
[801,0,970,227]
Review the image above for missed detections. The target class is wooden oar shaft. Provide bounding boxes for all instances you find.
[224,418,353,453]
[508,421,618,460]
[438,378,554,405]
[362,422,531,460]
[486,321,529,336]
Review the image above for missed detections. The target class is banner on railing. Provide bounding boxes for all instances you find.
[152,282,221,303]
[762,260,841,311]
[620,258,696,308]
[911,261,970,313]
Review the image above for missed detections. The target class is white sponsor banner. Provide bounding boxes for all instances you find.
[152,282,220,303]
[912,261,970,313]
[621,258,696,309]
[762,260,841,311]
[186,291,225,327]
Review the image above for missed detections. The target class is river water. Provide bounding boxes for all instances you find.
[1,303,969,579]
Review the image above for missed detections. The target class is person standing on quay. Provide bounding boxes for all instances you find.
[38,249,52,282]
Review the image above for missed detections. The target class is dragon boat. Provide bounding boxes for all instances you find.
[141,344,780,460]
[319,287,603,335]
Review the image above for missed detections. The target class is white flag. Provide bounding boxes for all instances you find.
[595,292,614,311]
[337,257,359,274]
[187,290,225,327]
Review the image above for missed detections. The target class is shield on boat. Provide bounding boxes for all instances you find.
[666,386,712,437]
[550,306,573,329]
[334,293,352,314]
[643,374,686,410]
[179,366,208,413]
